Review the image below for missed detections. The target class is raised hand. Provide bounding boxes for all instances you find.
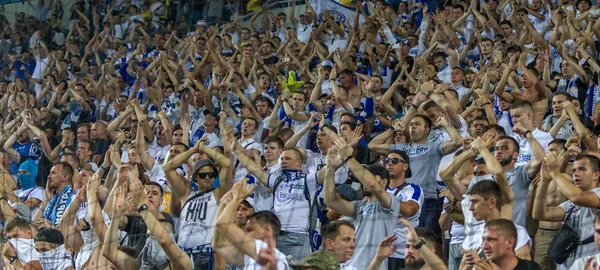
[375,235,398,260]
[231,179,256,201]
[326,147,343,169]
[332,138,353,159]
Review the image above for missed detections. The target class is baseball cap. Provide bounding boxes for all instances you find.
[243,197,256,210]
[10,202,31,222]
[465,67,478,74]
[335,185,357,201]
[290,251,340,270]
[191,159,218,178]
[367,164,390,181]
[322,60,334,68]
[392,150,412,178]
[35,228,64,245]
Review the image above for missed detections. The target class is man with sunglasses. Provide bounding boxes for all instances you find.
[383,150,423,269]
[163,141,232,269]
[369,115,462,240]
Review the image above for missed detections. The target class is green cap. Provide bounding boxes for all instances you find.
[290,251,341,270]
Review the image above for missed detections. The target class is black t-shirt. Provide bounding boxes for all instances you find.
[92,138,109,164]
[514,258,542,270]
[124,212,175,257]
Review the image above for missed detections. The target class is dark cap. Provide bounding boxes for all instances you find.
[367,164,390,181]
[191,159,218,177]
[335,185,357,201]
[35,228,64,245]
[507,45,522,53]
[393,150,412,178]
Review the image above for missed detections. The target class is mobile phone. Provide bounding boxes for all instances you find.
[392,43,401,49]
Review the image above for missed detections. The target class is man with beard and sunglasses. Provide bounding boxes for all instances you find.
[383,150,423,269]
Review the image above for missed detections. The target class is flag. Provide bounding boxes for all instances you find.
[316,0,365,28]
[246,0,262,12]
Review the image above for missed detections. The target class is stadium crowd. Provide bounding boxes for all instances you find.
[1,0,600,269]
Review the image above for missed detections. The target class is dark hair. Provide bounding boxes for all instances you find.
[432,51,446,59]
[78,139,94,152]
[249,211,281,237]
[256,96,274,108]
[423,101,443,113]
[145,181,164,197]
[553,92,570,100]
[6,217,31,232]
[496,135,520,154]
[413,114,433,130]
[469,116,489,126]
[173,124,183,132]
[340,121,357,131]
[172,142,190,151]
[549,138,567,149]
[415,227,437,246]
[575,154,600,173]
[485,124,507,136]
[264,136,284,149]
[321,220,355,241]
[481,38,494,45]
[500,20,512,28]
[485,219,518,249]
[467,180,503,210]
[338,69,354,78]
[452,4,465,11]
[341,112,357,124]
[321,124,338,134]
[76,123,90,132]
[243,117,259,130]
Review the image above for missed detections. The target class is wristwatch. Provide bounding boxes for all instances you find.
[414,239,426,249]
[137,204,149,212]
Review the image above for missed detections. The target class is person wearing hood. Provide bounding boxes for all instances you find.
[0,160,44,215]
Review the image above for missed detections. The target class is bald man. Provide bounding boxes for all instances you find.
[90,122,109,165]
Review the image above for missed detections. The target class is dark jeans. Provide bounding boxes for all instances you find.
[388,257,405,269]
[419,198,442,241]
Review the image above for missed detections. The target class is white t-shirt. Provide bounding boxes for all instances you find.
[267,168,319,233]
[14,186,44,216]
[512,128,553,167]
[243,240,289,270]
[387,183,424,259]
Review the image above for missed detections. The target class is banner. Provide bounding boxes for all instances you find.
[0,0,23,5]
[315,0,365,28]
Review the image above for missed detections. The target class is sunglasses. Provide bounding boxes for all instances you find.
[382,158,406,165]
[196,172,216,179]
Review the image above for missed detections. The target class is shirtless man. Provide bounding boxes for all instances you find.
[495,53,549,128]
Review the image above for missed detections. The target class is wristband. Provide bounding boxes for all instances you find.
[414,239,426,249]
[101,165,109,171]
[412,103,419,109]
[524,130,532,138]
[137,204,149,212]
[344,156,352,163]
[481,102,491,106]
[0,197,6,202]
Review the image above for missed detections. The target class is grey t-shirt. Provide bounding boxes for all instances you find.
[557,187,600,270]
[349,194,400,270]
[506,165,531,228]
[392,142,445,199]
[541,115,574,140]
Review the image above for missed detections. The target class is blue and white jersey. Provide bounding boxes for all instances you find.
[11,142,43,174]
[512,128,552,167]
[584,84,600,117]
[387,183,423,259]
